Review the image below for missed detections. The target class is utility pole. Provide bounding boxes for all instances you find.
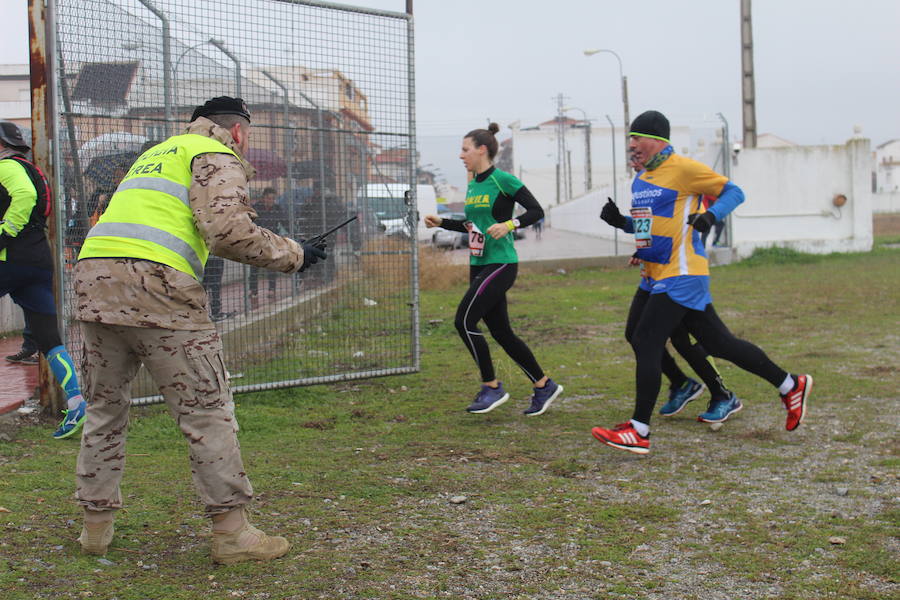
[741,0,757,148]
[583,119,592,191]
[606,114,618,256]
[554,93,570,205]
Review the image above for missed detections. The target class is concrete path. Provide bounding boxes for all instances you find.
[0,336,38,416]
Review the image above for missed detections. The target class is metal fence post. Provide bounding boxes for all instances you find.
[406,0,419,371]
[29,0,64,416]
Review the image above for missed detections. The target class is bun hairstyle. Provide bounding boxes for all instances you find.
[465,122,501,160]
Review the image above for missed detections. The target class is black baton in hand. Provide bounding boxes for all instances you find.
[306,215,358,249]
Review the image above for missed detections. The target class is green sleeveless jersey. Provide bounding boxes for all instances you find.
[464,168,522,265]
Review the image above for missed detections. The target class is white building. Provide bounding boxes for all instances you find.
[872,138,900,213]
[874,139,900,193]
[0,64,30,129]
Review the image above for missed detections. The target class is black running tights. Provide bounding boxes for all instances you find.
[629,292,788,425]
[625,288,728,399]
[454,263,544,383]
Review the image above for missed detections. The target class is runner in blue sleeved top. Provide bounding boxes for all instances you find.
[591,111,813,455]
[424,123,562,416]
[601,151,742,424]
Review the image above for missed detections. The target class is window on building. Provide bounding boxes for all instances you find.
[144,124,166,141]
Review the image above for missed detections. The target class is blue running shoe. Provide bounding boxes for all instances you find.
[466,383,509,414]
[659,378,705,416]
[523,379,563,416]
[52,398,87,439]
[697,393,743,423]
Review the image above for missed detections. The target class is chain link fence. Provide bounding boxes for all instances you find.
[51,0,420,402]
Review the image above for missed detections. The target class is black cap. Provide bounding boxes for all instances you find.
[629,110,670,143]
[0,121,30,151]
[191,96,251,123]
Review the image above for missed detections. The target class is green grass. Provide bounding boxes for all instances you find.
[740,245,828,266]
[874,233,900,247]
[1,247,898,599]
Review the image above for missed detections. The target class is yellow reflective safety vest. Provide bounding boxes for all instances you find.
[78,134,238,280]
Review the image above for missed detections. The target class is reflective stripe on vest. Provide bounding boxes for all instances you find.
[77,134,237,280]
[114,176,190,208]
[85,222,204,280]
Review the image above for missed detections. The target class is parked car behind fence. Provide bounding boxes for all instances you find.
[431,212,468,249]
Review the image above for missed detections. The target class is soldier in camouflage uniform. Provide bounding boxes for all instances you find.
[73,97,326,564]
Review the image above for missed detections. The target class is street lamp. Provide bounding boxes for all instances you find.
[172,38,222,105]
[561,106,592,192]
[584,48,630,175]
[209,38,242,97]
[137,0,172,135]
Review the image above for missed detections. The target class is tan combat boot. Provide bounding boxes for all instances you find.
[78,510,115,555]
[210,507,290,565]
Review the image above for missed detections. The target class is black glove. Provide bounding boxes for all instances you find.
[600,198,627,229]
[686,211,716,233]
[300,241,327,272]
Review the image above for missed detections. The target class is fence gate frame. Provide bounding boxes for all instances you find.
[35,0,421,409]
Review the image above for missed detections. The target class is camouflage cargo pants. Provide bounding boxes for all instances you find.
[75,322,253,516]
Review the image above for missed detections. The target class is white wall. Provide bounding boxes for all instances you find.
[549,137,874,260]
[0,296,26,336]
[0,68,30,334]
[549,181,627,238]
[872,191,900,214]
[729,138,872,257]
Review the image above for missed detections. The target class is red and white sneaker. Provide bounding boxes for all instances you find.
[781,374,812,431]
[591,422,650,454]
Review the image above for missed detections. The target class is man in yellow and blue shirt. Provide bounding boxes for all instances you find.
[602,148,741,431]
[591,110,812,454]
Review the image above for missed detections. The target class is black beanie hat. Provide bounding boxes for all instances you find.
[191,96,251,123]
[629,110,670,142]
[0,121,30,151]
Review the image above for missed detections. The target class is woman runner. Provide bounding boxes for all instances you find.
[424,123,562,415]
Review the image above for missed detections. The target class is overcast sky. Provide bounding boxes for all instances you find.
[4,0,898,188]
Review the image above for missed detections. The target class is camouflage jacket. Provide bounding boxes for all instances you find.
[73,117,304,330]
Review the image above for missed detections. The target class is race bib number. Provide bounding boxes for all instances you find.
[466,221,485,257]
[630,206,653,249]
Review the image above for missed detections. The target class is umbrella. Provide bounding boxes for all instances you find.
[246,148,287,180]
[79,132,147,165]
[83,152,139,188]
[290,159,333,180]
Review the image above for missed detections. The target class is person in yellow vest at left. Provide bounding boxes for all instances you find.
[71,96,327,564]
[0,120,87,439]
